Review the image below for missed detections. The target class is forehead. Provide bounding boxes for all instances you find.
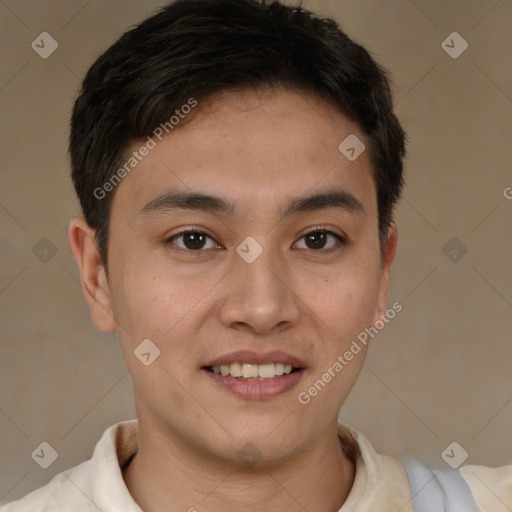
[111,87,377,220]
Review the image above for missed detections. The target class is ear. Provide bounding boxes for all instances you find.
[68,217,116,333]
[372,223,398,325]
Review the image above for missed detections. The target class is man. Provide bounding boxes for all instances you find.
[2,0,510,510]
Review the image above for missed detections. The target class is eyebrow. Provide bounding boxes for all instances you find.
[140,188,365,219]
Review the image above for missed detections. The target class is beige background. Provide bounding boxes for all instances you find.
[1,0,511,503]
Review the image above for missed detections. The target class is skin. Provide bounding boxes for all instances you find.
[69,87,397,512]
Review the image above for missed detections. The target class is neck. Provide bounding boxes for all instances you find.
[122,419,356,512]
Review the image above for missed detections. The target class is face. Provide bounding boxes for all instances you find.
[70,87,397,465]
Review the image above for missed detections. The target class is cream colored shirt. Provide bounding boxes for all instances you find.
[1,420,510,511]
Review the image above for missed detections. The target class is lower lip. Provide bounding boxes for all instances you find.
[201,369,305,400]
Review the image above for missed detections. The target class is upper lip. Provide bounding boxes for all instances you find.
[203,350,305,368]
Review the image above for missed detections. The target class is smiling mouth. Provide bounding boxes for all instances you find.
[203,363,302,380]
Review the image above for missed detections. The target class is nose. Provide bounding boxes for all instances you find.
[217,243,301,336]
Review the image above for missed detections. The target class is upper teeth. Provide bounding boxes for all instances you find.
[211,363,295,379]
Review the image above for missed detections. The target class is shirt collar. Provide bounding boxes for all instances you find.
[90,420,142,512]
[89,419,412,512]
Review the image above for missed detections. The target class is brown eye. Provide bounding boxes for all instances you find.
[305,231,328,249]
[295,230,344,251]
[182,232,206,250]
[169,231,220,251]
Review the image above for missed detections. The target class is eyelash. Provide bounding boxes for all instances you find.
[165,227,346,253]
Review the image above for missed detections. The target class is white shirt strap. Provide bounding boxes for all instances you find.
[404,458,479,512]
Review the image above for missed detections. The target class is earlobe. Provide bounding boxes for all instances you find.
[68,217,116,333]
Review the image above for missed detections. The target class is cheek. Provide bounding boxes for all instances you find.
[294,263,380,412]
[109,258,221,353]
[109,268,206,403]
[299,259,381,340]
